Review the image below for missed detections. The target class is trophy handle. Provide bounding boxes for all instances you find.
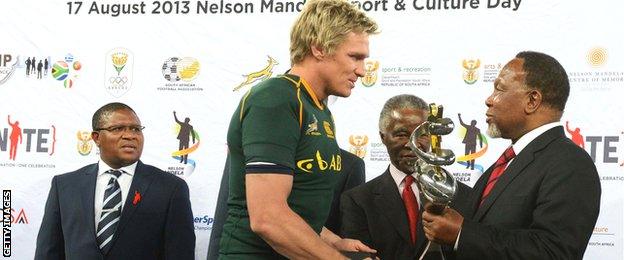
[409,121,455,166]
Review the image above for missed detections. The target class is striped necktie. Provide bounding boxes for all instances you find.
[97,170,123,254]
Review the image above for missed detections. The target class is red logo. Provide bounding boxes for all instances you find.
[11,208,28,224]
[565,121,585,148]
[1,114,56,160]
[132,191,141,205]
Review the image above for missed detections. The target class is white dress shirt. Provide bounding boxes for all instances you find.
[511,122,561,159]
[389,162,422,209]
[94,160,137,230]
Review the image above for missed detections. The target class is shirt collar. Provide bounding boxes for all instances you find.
[512,122,561,155]
[98,160,138,176]
[389,162,411,188]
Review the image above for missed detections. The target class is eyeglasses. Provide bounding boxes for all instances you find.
[95,125,145,134]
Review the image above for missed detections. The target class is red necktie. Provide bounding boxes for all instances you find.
[402,175,419,245]
[480,147,516,206]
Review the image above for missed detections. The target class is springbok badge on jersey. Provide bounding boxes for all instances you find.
[105,48,134,97]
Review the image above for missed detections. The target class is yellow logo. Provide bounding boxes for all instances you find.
[348,135,369,158]
[296,151,342,173]
[587,47,607,67]
[111,52,128,75]
[233,56,278,91]
[178,57,200,81]
[77,130,93,156]
[305,115,321,136]
[361,60,379,87]
[323,121,334,139]
[462,59,481,84]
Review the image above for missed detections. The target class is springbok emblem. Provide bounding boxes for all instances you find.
[233,56,278,91]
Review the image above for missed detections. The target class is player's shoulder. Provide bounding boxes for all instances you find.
[246,75,301,105]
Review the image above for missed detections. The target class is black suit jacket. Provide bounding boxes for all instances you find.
[206,149,365,260]
[325,149,366,234]
[340,168,471,260]
[35,161,196,260]
[456,126,601,259]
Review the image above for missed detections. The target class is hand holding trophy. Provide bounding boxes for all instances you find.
[408,103,458,259]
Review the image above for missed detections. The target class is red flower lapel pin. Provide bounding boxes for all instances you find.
[133,190,141,205]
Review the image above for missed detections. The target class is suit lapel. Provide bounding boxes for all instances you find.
[373,170,413,245]
[473,152,533,220]
[79,164,99,242]
[468,164,494,219]
[109,161,156,249]
[473,126,563,221]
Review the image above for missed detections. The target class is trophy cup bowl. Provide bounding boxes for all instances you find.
[415,159,456,213]
[408,105,457,215]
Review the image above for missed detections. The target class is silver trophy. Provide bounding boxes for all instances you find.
[408,104,457,259]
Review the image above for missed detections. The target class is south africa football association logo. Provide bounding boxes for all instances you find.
[162,57,200,82]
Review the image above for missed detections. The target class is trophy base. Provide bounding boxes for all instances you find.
[418,241,446,260]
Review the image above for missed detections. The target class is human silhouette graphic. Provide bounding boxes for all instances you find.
[37,60,43,79]
[44,58,49,76]
[173,111,195,164]
[7,115,22,161]
[458,113,483,170]
[30,57,36,74]
[565,121,585,148]
[25,58,31,76]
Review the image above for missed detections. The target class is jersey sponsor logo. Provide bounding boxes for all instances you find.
[305,115,321,136]
[296,151,341,173]
[323,121,334,139]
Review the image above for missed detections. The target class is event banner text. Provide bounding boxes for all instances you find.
[65,0,522,16]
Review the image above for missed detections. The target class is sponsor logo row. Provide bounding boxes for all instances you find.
[1,112,200,178]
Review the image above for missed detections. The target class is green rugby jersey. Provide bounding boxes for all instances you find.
[219,74,343,258]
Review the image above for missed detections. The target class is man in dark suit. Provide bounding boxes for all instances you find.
[207,149,366,260]
[340,94,471,260]
[422,51,601,259]
[35,102,195,260]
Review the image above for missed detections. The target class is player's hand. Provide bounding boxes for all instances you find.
[333,238,377,254]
